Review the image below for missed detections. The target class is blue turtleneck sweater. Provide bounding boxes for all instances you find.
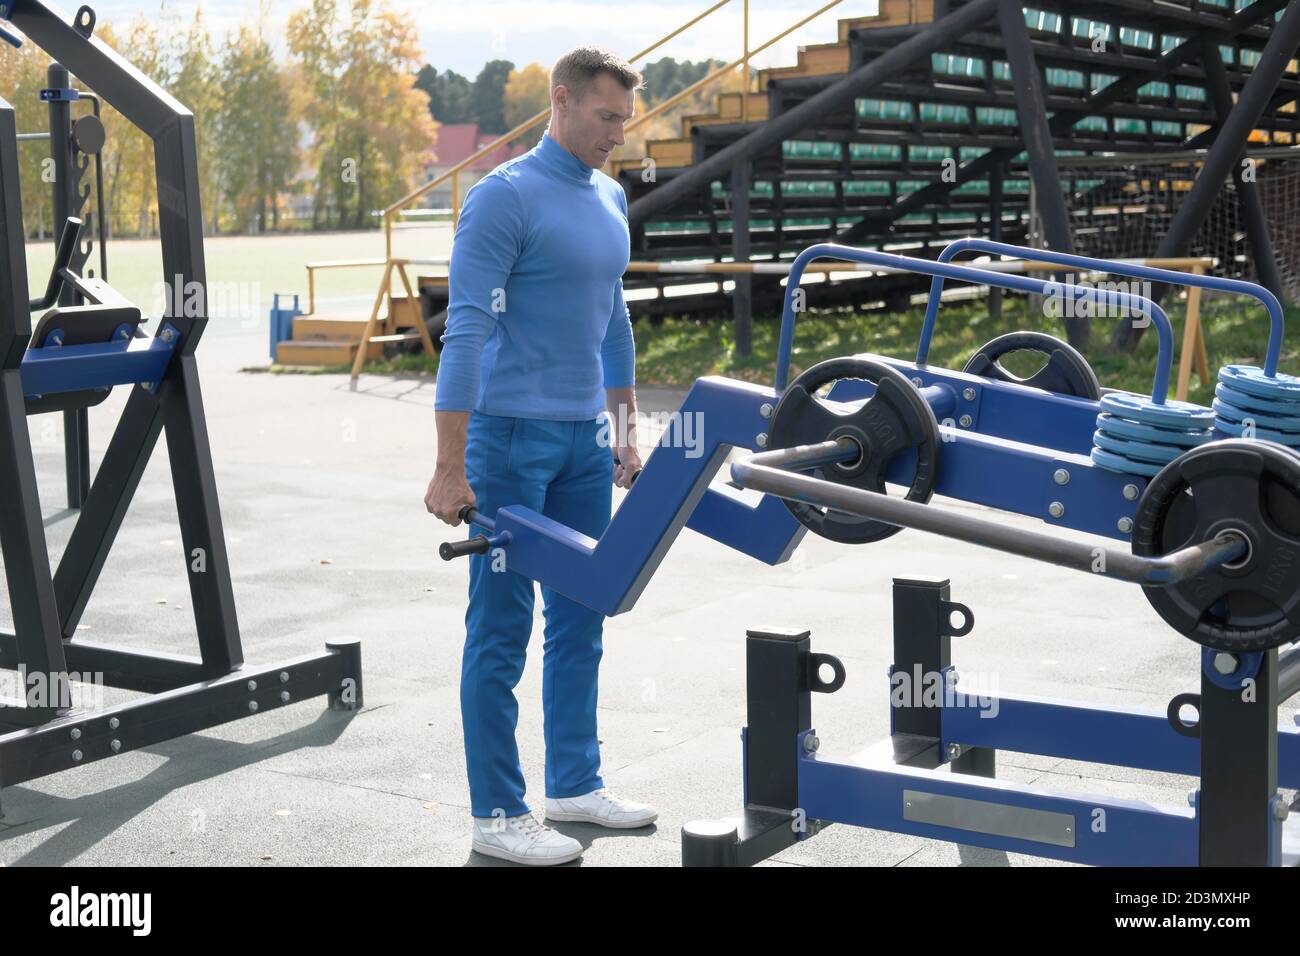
[434,132,636,420]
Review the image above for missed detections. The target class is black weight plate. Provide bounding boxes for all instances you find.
[768,356,941,544]
[963,331,1101,400]
[1132,439,1300,652]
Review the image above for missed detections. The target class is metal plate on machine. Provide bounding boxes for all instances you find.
[903,789,1077,848]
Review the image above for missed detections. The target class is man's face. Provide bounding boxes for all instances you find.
[556,72,635,168]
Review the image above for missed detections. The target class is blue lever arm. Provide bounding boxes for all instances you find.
[444,376,805,617]
[774,243,1176,404]
[919,238,1285,377]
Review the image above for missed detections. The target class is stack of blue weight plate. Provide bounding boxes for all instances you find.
[1212,365,1300,448]
[1091,392,1215,477]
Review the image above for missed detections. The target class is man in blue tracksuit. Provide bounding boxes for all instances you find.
[426,46,656,866]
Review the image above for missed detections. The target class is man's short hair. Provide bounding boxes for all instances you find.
[551,46,643,101]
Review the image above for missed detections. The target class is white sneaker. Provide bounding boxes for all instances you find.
[471,813,584,866]
[545,788,659,829]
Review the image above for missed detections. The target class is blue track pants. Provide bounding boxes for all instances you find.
[460,411,611,818]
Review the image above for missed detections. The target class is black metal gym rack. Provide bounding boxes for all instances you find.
[0,0,363,817]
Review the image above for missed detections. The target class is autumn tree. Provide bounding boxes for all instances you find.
[167,6,223,234]
[288,0,437,229]
[0,34,55,237]
[503,63,550,148]
[218,24,297,233]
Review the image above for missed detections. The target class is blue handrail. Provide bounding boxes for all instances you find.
[774,243,1177,403]
[919,238,1285,378]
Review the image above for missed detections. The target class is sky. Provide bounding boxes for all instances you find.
[72,0,874,77]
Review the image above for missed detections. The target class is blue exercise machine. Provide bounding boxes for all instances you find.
[441,236,1300,865]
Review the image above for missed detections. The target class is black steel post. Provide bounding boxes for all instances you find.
[0,95,27,366]
[1201,37,1286,301]
[0,97,69,716]
[0,96,69,724]
[730,162,752,358]
[1198,652,1279,865]
[161,355,243,674]
[682,626,813,867]
[46,63,91,508]
[989,161,1004,321]
[890,577,992,775]
[745,626,811,811]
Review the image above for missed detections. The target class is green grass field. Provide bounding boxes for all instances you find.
[353,291,1300,404]
[625,295,1300,404]
[24,225,1297,399]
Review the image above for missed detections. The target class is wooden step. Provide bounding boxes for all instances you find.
[836,0,934,36]
[647,137,695,168]
[835,3,924,40]
[763,42,851,83]
[292,314,371,341]
[274,340,370,367]
[388,294,422,328]
[609,156,646,177]
[714,91,770,121]
[838,14,887,42]
[683,92,770,134]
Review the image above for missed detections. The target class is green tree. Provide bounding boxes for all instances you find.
[0,34,55,238]
[217,23,297,233]
[641,57,726,104]
[167,6,224,234]
[416,65,474,124]
[471,59,514,134]
[115,15,165,237]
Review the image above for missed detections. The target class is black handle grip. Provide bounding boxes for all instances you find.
[440,535,490,561]
[439,504,486,560]
[30,217,83,311]
[615,456,642,487]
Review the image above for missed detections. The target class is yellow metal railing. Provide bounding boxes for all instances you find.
[317,0,855,382]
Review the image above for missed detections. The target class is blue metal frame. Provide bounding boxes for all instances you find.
[799,744,1201,866]
[460,242,1291,615]
[468,351,1148,615]
[20,321,179,398]
[788,680,1300,866]
[919,238,1286,377]
[773,242,1178,403]
[470,375,804,617]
